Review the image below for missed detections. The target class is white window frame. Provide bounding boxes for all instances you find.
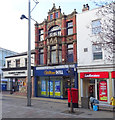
[92,19,101,34]
[92,44,103,60]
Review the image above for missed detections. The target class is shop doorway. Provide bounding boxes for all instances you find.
[88,79,95,98]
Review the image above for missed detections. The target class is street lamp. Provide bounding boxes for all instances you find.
[20,0,38,106]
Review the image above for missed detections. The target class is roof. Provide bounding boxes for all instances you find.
[5,49,36,58]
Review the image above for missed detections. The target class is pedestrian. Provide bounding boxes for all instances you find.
[89,97,99,109]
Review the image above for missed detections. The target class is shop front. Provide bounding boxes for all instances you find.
[2,67,34,96]
[34,64,78,99]
[79,71,110,108]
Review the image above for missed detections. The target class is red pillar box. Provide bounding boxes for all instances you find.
[67,88,78,108]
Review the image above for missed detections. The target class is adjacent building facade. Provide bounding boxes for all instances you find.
[2,50,35,96]
[0,47,17,90]
[34,4,78,98]
[77,4,115,108]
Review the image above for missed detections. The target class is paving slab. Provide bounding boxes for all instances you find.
[1,93,115,119]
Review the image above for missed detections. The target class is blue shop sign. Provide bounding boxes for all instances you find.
[34,65,76,76]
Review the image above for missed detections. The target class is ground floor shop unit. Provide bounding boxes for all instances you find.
[34,64,78,99]
[2,67,34,96]
[78,70,115,108]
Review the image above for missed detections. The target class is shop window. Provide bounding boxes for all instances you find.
[37,77,63,98]
[92,44,103,60]
[92,20,101,34]
[67,44,73,62]
[55,12,58,19]
[39,49,44,65]
[67,21,73,35]
[16,59,20,67]
[7,61,11,68]
[39,29,44,41]
[48,25,61,37]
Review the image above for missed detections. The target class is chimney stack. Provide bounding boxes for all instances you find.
[82,4,89,12]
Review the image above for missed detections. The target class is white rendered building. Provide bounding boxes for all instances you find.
[77,3,115,108]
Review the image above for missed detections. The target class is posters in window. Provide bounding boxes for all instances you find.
[48,81,53,96]
[41,80,46,95]
[99,81,107,102]
[55,81,60,97]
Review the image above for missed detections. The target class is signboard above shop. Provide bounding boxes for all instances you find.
[34,64,77,76]
[80,72,109,79]
[3,70,33,77]
[111,71,115,78]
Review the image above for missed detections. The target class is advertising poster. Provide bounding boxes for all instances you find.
[99,81,107,102]
[48,81,53,96]
[41,80,46,95]
[55,81,61,97]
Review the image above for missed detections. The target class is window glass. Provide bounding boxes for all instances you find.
[39,49,44,53]
[39,49,44,65]
[39,54,44,65]
[92,20,101,34]
[67,21,73,35]
[51,51,56,63]
[39,29,44,41]
[67,28,73,35]
[51,46,56,50]
[25,58,27,67]
[67,21,73,27]
[92,45,103,60]
[67,49,73,62]
[59,51,62,63]
[48,25,61,37]
[50,14,53,20]
[67,44,73,62]
[16,59,20,67]
[68,44,73,49]
[55,12,58,18]
[93,52,102,60]
[7,60,10,68]
[39,29,44,34]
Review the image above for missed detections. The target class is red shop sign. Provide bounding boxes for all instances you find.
[111,71,115,78]
[80,72,109,79]
[99,81,107,102]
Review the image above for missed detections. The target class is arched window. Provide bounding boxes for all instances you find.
[48,25,61,37]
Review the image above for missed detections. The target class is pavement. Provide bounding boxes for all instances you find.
[1,91,115,119]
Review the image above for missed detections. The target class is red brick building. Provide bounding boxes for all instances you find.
[34,4,78,98]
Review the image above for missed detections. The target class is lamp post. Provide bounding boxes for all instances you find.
[20,0,31,106]
[20,0,39,107]
[27,0,31,106]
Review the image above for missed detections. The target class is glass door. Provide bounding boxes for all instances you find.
[47,80,54,97]
[55,80,61,97]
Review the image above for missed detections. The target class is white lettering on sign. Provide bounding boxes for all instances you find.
[56,70,63,75]
[84,74,100,78]
[36,65,75,70]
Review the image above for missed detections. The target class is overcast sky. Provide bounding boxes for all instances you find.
[0,0,97,53]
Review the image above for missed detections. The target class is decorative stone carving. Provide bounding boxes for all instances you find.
[66,36,73,43]
[39,42,44,48]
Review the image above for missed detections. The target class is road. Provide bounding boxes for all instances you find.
[1,94,114,119]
